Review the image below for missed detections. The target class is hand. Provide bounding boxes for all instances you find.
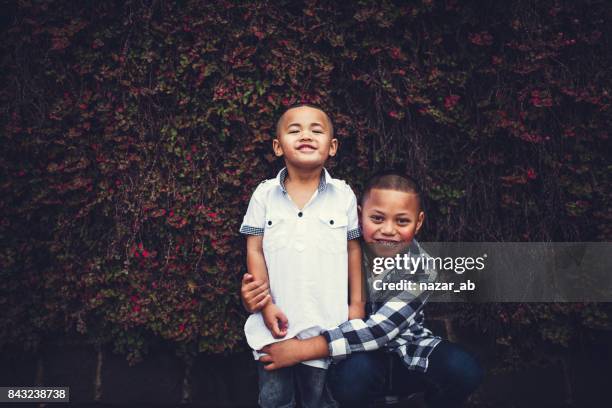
[259,338,302,370]
[262,303,288,338]
[348,302,365,319]
[240,273,270,313]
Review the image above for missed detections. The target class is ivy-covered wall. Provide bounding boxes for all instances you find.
[1,0,610,364]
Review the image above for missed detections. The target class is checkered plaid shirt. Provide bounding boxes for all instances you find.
[322,240,442,372]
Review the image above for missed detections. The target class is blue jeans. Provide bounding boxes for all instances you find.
[257,362,338,408]
[328,341,483,408]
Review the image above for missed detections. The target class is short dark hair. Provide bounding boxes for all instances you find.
[361,170,422,209]
[275,103,334,138]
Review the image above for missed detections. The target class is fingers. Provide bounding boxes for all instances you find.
[259,351,277,370]
[273,325,287,338]
[278,311,288,326]
[251,294,271,312]
[246,293,268,313]
[277,311,288,336]
[243,280,268,297]
[241,277,269,312]
[240,274,253,303]
[274,311,288,338]
[270,319,283,338]
[271,315,288,338]
[241,280,259,295]
[250,288,269,305]
[241,273,254,285]
[247,281,269,299]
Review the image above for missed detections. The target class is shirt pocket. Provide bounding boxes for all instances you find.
[262,216,288,252]
[316,212,348,254]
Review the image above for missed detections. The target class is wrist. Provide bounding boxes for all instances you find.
[261,302,272,312]
[303,336,330,359]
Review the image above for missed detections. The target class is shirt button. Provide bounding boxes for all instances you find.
[267,220,272,226]
[329,219,334,225]
[298,212,303,217]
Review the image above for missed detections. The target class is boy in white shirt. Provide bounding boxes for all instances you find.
[239,104,363,407]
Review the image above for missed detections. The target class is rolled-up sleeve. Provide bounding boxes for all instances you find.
[346,188,361,240]
[321,296,427,362]
[322,326,351,361]
[239,184,266,236]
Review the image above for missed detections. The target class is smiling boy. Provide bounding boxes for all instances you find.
[243,171,483,408]
[239,104,363,407]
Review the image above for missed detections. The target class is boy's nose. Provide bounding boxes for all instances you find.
[380,222,395,235]
[299,133,313,141]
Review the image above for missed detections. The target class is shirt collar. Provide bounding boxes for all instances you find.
[276,167,331,194]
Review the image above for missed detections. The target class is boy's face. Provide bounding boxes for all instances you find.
[273,106,337,170]
[359,188,425,257]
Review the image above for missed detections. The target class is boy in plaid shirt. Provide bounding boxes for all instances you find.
[242,171,483,407]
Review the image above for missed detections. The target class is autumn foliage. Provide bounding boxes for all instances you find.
[1,0,610,364]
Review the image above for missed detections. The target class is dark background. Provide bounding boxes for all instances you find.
[1,0,611,406]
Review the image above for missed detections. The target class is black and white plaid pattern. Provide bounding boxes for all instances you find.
[322,240,442,372]
[322,295,441,372]
[239,225,264,236]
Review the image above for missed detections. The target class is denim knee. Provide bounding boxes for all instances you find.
[328,352,385,404]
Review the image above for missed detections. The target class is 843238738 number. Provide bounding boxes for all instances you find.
[1,387,69,403]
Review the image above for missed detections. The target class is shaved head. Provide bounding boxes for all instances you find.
[275,104,334,138]
[362,170,422,210]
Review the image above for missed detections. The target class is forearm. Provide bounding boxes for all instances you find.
[246,236,269,286]
[247,249,268,283]
[258,335,329,370]
[347,240,364,304]
[242,236,273,313]
[324,294,428,359]
[295,336,330,361]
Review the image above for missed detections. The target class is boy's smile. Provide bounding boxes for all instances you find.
[360,188,424,257]
[273,106,337,170]
[296,142,317,152]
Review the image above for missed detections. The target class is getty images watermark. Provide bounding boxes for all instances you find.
[364,242,612,303]
[372,252,487,275]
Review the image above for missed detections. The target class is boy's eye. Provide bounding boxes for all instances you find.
[370,215,384,222]
[312,129,324,134]
[288,130,300,134]
[397,218,410,225]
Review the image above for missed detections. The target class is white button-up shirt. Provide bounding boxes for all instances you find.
[240,168,361,368]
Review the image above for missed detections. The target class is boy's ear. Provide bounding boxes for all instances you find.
[328,138,338,157]
[272,138,284,157]
[357,204,362,227]
[415,211,425,234]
